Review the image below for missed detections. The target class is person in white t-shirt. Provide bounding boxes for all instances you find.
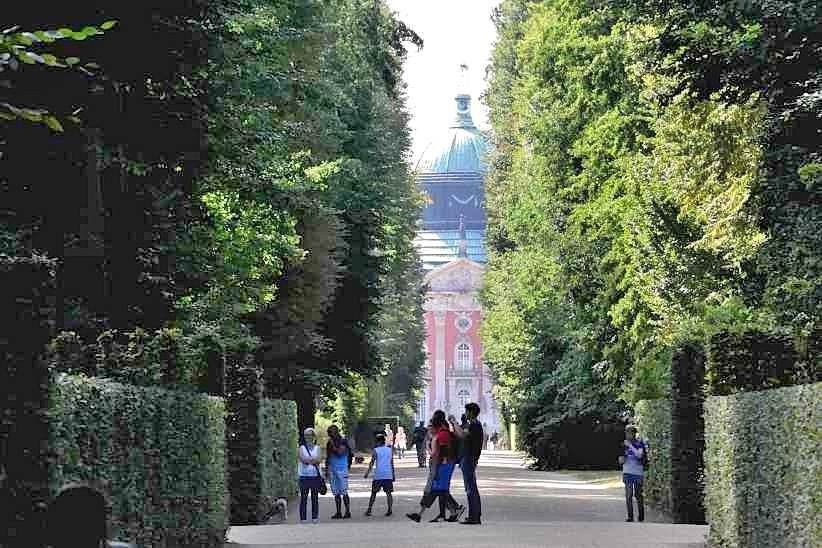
[298,428,323,524]
[364,433,395,517]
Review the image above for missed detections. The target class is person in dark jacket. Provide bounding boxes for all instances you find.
[413,421,427,468]
[450,402,483,525]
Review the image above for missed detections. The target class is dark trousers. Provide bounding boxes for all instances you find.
[299,477,321,521]
[420,491,459,516]
[624,477,645,521]
[416,444,426,467]
[460,456,481,521]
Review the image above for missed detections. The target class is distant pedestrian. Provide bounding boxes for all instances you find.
[451,402,483,525]
[489,431,499,451]
[364,433,395,516]
[413,421,427,467]
[395,426,407,459]
[384,423,395,449]
[325,424,353,519]
[619,424,647,522]
[406,410,464,523]
[298,427,323,524]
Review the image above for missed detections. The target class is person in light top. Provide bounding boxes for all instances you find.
[364,433,395,517]
[297,428,323,524]
[395,426,407,459]
[325,424,353,519]
[619,424,647,522]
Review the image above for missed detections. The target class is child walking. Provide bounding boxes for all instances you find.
[364,433,395,516]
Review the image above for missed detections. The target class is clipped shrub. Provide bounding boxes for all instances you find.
[704,382,821,548]
[1,253,57,547]
[47,327,198,390]
[634,398,672,515]
[48,375,228,547]
[670,343,705,524]
[707,330,802,395]
[259,399,299,512]
[227,368,298,524]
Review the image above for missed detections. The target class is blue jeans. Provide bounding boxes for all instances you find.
[460,456,481,521]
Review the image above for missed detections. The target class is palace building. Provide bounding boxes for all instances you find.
[412,92,501,437]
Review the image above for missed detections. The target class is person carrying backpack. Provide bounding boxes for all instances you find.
[619,424,648,522]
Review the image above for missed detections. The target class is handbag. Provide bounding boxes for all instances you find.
[302,442,328,495]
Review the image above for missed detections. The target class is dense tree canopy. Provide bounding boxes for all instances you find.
[482,0,821,466]
[1,0,425,424]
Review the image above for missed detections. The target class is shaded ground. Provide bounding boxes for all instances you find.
[226,451,707,547]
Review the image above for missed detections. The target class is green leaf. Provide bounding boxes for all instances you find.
[65,57,81,66]
[100,21,117,30]
[43,115,64,132]
[40,54,63,67]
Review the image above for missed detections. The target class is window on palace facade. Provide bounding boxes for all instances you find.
[417,392,427,422]
[455,342,472,369]
[458,388,471,408]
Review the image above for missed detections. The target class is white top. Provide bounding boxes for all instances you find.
[298,444,320,477]
[373,446,393,481]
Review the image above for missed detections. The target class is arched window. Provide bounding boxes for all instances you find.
[458,388,471,408]
[455,342,471,369]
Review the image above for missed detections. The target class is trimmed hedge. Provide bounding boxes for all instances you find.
[707,330,806,395]
[49,375,228,546]
[1,253,57,547]
[227,368,298,525]
[704,382,822,548]
[670,344,705,524]
[634,398,672,515]
[259,399,298,509]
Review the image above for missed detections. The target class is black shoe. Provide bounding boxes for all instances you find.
[446,505,466,522]
[343,511,351,519]
[385,510,393,517]
[331,513,342,520]
[429,515,445,522]
[625,518,634,522]
[406,512,421,523]
[365,510,372,517]
[460,519,481,525]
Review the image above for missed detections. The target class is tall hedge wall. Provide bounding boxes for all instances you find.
[704,382,821,548]
[227,368,298,525]
[634,398,672,515]
[259,399,298,506]
[49,375,228,546]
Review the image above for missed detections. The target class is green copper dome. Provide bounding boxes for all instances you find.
[415,95,489,174]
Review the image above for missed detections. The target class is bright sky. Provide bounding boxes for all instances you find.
[387,0,500,163]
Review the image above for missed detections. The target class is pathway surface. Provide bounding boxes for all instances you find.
[225,451,707,547]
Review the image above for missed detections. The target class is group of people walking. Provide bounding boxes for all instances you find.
[296,403,485,525]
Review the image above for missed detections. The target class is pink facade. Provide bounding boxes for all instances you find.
[415,260,500,435]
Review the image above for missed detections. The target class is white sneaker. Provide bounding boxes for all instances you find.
[299,519,308,524]
[312,518,320,524]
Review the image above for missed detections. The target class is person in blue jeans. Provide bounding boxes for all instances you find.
[325,424,353,519]
[619,424,647,522]
[297,428,323,524]
[450,402,483,525]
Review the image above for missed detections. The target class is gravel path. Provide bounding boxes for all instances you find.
[225,451,707,547]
